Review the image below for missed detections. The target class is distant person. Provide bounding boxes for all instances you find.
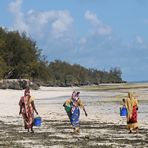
[122,98,126,106]
[19,87,38,133]
[120,98,127,115]
[125,92,138,133]
[63,91,87,134]
[120,98,127,125]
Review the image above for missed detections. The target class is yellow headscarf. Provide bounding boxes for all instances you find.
[126,92,137,120]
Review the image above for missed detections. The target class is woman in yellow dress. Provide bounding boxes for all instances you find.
[126,92,138,133]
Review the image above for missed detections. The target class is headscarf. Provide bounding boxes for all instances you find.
[71,91,80,101]
[126,92,137,120]
[24,87,30,96]
[72,91,76,99]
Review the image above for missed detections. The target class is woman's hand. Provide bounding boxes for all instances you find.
[31,101,38,115]
[85,112,88,117]
[36,111,38,115]
[83,107,88,117]
[19,111,22,115]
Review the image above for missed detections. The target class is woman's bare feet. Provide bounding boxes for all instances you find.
[129,129,132,133]
[73,127,80,134]
[135,127,138,133]
[31,127,34,133]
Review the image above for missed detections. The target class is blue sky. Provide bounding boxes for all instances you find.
[1,0,148,82]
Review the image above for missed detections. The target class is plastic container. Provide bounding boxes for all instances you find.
[34,116,42,126]
[120,107,127,117]
[65,104,71,113]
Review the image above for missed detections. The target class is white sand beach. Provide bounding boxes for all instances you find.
[0,86,148,147]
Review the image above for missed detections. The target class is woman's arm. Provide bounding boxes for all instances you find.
[19,105,22,115]
[31,101,38,115]
[19,99,22,115]
[83,107,88,116]
[78,99,88,116]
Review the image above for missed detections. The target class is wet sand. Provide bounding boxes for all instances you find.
[0,86,148,147]
[0,119,148,148]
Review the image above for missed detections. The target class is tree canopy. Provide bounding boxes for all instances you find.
[0,27,124,86]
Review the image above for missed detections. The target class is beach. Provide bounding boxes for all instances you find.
[0,85,148,147]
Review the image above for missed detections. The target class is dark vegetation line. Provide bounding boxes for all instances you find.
[0,27,124,89]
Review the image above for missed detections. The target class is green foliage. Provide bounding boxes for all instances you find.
[0,27,47,81]
[48,60,124,86]
[0,27,124,85]
[0,56,7,79]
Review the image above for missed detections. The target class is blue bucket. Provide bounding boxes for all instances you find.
[120,107,127,117]
[34,117,42,126]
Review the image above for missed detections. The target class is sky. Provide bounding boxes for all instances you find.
[1,0,148,82]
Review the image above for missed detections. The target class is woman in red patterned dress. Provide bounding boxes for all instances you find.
[19,87,38,133]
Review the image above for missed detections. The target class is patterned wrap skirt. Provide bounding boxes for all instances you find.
[70,107,80,127]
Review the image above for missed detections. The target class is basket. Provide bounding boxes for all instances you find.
[65,104,72,113]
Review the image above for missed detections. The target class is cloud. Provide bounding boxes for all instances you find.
[85,10,112,36]
[50,11,74,39]
[136,36,144,45]
[128,35,146,50]
[8,0,29,32]
[144,19,148,24]
[9,0,22,14]
[79,37,87,44]
[77,10,113,59]
[8,0,74,40]
[7,0,77,67]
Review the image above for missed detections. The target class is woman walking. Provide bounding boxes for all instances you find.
[126,92,138,133]
[64,91,87,134]
[19,87,38,133]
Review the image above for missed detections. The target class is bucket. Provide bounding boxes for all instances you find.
[120,107,127,117]
[34,116,42,126]
[65,104,71,113]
